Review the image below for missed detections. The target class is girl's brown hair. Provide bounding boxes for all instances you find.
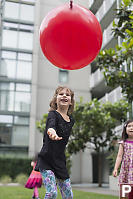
[122,119,133,141]
[49,86,75,115]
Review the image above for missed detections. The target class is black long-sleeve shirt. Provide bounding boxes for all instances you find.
[36,110,74,180]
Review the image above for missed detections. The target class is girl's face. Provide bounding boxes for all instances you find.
[126,122,133,138]
[56,88,72,108]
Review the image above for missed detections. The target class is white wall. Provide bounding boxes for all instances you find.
[71,148,92,183]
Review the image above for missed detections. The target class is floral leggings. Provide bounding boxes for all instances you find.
[40,170,73,199]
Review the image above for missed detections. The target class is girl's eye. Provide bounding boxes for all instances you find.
[58,93,70,96]
[127,125,133,128]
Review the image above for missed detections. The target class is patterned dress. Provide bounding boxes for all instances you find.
[119,140,133,184]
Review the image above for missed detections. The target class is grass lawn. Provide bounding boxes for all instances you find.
[0,186,118,199]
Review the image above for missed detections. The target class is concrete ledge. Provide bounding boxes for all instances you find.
[0,183,20,186]
[109,175,119,191]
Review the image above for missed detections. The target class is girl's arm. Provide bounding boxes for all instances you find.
[47,128,62,140]
[46,111,62,141]
[113,144,123,177]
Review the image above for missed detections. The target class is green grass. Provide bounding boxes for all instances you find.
[0,186,118,199]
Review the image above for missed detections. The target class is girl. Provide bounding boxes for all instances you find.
[113,119,133,199]
[25,154,42,199]
[35,86,75,199]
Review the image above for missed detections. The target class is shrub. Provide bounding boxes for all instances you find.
[14,173,28,185]
[0,157,32,179]
[0,175,12,184]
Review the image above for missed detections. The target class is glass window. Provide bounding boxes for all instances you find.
[18,53,32,61]
[0,115,13,123]
[0,91,9,111]
[20,24,34,31]
[12,126,29,146]
[4,2,19,19]
[1,59,16,78]
[3,22,19,29]
[3,22,33,32]
[2,51,16,59]
[2,30,18,48]
[16,61,32,80]
[16,83,31,92]
[14,116,29,125]
[0,91,14,111]
[0,60,7,77]
[0,83,14,91]
[18,31,33,50]
[59,0,68,2]
[15,92,31,112]
[7,91,15,111]
[59,70,69,83]
[21,0,35,2]
[20,4,34,22]
[0,125,12,145]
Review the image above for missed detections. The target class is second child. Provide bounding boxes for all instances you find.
[25,154,42,199]
[113,120,133,199]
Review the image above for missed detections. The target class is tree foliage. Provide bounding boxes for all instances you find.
[67,99,128,154]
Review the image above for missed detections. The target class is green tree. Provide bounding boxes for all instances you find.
[96,0,133,102]
[68,99,128,187]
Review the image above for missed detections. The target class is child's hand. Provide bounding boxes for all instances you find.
[31,161,34,167]
[47,128,62,141]
[113,169,118,177]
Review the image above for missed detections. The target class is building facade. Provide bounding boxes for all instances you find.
[0,0,35,157]
[0,0,121,183]
[89,0,122,103]
[0,0,91,182]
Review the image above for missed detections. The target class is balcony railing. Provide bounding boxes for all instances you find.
[89,0,94,8]
[90,68,104,88]
[102,22,113,48]
[99,87,123,104]
[95,0,116,22]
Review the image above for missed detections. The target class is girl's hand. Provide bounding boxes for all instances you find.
[113,169,118,177]
[47,128,62,141]
[31,161,34,167]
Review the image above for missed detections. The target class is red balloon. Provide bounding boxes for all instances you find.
[39,4,102,70]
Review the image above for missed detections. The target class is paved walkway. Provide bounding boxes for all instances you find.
[72,183,119,197]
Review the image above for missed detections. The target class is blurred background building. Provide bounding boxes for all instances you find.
[0,0,121,183]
